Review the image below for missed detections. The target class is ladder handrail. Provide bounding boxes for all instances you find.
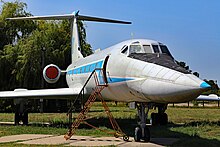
[67,68,107,115]
[78,68,106,95]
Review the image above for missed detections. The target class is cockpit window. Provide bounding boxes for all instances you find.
[129,45,144,54]
[121,46,128,54]
[160,45,172,57]
[143,45,152,53]
[152,45,160,53]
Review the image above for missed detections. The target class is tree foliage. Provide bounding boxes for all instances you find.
[0,0,36,50]
[0,1,92,111]
[0,1,92,90]
[176,61,200,77]
[0,0,36,90]
[202,79,219,95]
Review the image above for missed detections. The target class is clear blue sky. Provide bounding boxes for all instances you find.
[3,0,220,83]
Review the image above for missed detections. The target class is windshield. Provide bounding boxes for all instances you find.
[152,45,160,53]
[160,45,173,57]
[128,53,189,74]
[124,43,173,58]
[129,45,145,54]
[143,45,152,53]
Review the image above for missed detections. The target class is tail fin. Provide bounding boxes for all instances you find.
[7,10,131,63]
[71,11,83,62]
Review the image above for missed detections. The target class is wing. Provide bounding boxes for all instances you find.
[0,88,82,99]
[196,94,220,101]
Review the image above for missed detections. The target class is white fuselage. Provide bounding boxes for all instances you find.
[66,39,209,103]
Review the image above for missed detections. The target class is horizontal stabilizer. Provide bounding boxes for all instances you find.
[78,15,131,24]
[7,13,131,24]
[6,14,75,20]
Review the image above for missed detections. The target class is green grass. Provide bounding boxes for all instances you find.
[0,125,66,137]
[0,125,115,138]
[166,107,220,123]
[0,102,136,124]
[0,103,220,146]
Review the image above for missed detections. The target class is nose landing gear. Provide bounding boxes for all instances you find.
[134,126,150,142]
[134,103,168,142]
[134,103,150,142]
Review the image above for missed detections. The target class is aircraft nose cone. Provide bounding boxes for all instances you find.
[200,81,211,89]
[174,74,211,92]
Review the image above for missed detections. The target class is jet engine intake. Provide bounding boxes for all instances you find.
[43,64,61,83]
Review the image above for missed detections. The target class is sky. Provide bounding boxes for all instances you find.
[2,0,220,83]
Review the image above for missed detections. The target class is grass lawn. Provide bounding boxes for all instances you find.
[0,103,220,146]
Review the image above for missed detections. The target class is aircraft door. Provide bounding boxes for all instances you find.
[102,55,110,84]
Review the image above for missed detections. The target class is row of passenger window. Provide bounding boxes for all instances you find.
[68,61,103,75]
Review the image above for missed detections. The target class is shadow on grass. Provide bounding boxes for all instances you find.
[2,112,219,146]
[149,121,220,147]
[45,117,220,146]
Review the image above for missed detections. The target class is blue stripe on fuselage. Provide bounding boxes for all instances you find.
[67,60,104,75]
[67,60,134,83]
[107,77,134,83]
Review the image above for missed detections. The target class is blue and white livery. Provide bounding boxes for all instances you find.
[1,11,211,142]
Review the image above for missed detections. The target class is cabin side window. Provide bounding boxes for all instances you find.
[73,69,77,74]
[85,65,90,73]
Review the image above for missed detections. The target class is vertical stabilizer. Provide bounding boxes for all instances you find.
[71,11,84,63]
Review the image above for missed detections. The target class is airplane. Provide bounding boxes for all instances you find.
[0,10,211,142]
[197,94,220,101]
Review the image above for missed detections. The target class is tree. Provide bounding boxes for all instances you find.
[176,61,201,77]
[202,80,219,95]
[0,0,36,90]
[0,1,92,90]
[0,1,92,112]
[0,0,36,50]
[77,20,93,56]
[176,61,190,71]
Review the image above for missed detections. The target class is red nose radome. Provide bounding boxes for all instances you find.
[43,64,61,83]
[46,66,59,79]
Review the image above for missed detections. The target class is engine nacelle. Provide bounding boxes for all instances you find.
[43,64,61,83]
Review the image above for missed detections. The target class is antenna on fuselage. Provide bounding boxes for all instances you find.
[7,10,131,63]
[131,32,134,39]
